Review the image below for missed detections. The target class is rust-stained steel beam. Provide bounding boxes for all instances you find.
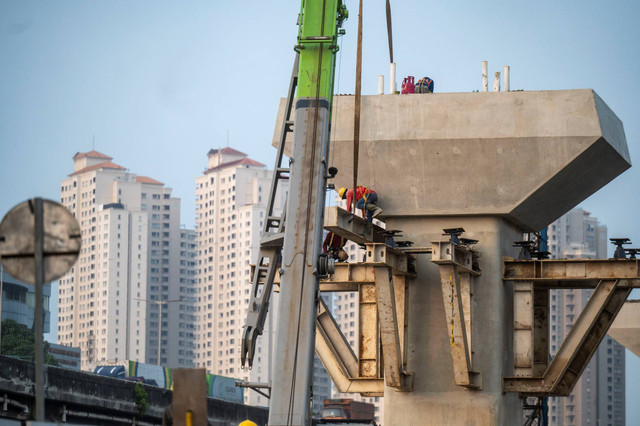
[364,243,416,277]
[253,256,412,290]
[513,282,549,377]
[316,297,359,378]
[359,282,379,378]
[313,239,417,395]
[432,240,481,276]
[438,264,481,389]
[503,258,640,283]
[315,291,384,396]
[375,266,413,389]
[504,279,631,395]
[432,240,482,389]
[254,215,418,397]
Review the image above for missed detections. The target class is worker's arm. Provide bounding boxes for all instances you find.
[346,189,354,212]
[322,233,331,252]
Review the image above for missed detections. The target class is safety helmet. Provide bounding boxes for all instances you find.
[239,421,257,426]
[338,187,347,199]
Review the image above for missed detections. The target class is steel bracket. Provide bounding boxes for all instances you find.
[315,243,416,395]
[503,257,639,395]
[433,240,482,389]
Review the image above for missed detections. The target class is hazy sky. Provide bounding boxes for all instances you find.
[1,0,639,420]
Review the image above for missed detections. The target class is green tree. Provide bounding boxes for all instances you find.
[0,319,59,366]
[133,382,149,415]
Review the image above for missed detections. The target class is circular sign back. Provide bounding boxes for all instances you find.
[0,198,81,284]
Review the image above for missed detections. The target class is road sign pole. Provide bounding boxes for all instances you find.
[34,198,45,421]
[0,197,83,421]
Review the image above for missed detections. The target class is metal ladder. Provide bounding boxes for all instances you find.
[240,54,298,369]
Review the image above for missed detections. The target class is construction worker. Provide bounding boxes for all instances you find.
[338,186,383,222]
[239,421,257,426]
[323,231,349,262]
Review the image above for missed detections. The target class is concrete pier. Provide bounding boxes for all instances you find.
[274,89,630,425]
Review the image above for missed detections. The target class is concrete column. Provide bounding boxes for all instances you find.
[384,216,522,425]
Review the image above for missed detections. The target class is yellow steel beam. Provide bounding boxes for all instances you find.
[503,258,640,283]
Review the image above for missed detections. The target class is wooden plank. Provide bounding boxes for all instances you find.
[173,368,208,426]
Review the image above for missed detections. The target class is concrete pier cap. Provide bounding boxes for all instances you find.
[275,90,630,231]
[272,89,630,425]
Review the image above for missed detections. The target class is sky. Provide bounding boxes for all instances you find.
[1,0,640,420]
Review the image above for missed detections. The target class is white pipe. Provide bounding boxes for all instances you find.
[482,61,488,92]
[389,62,397,94]
[494,71,500,92]
[378,75,384,95]
[504,66,510,91]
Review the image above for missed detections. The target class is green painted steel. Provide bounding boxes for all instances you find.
[296,0,348,101]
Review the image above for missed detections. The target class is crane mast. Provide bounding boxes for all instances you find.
[269,3,347,423]
[240,1,347,425]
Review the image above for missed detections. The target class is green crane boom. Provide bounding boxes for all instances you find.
[296,0,347,101]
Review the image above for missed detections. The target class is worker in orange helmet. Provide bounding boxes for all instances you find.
[239,421,257,426]
[323,231,349,262]
[337,186,382,222]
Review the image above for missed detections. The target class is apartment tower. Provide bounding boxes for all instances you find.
[194,147,286,406]
[58,151,195,370]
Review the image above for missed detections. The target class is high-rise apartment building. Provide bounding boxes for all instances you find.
[547,208,625,426]
[58,151,195,370]
[193,147,287,406]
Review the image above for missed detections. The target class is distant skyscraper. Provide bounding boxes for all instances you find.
[547,208,625,426]
[58,151,195,370]
[193,147,287,407]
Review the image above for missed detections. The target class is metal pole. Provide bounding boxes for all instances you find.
[352,0,363,216]
[137,298,185,366]
[34,198,45,421]
[157,302,162,366]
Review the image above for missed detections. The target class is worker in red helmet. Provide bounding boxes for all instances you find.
[323,232,349,262]
[337,186,382,222]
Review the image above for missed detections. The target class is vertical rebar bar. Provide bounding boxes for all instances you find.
[34,198,45,421]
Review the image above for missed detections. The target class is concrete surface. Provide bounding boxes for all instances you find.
[609,300,640,358]
[382,216,523,426]
[274,90,630,231]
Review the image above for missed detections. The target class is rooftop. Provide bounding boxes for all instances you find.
[73,150,113,161]
[70,161,126,176]
[205,157,265,174]
[136,176,163,185]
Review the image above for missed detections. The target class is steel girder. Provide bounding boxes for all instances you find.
[503,258,639,395]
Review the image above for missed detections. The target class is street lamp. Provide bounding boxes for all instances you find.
[136,297,184,366]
